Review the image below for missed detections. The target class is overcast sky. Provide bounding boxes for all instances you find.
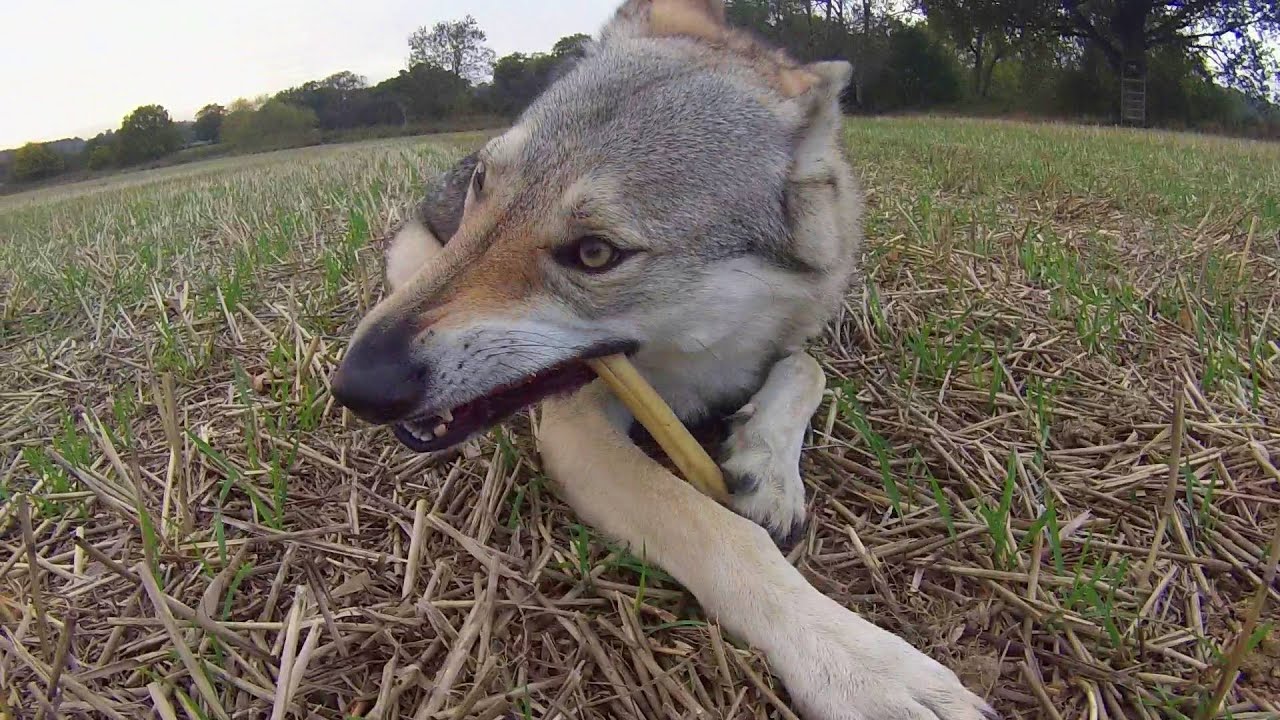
[0,0,620,148]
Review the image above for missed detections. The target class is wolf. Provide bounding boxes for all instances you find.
[331,1,993,717]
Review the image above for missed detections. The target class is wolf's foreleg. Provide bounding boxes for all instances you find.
[536,383,993,720]
[718,352,825,545]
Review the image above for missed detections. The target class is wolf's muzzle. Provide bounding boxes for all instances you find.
[330,320,425,424]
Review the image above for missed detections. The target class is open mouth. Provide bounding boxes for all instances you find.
[391,341,635,453]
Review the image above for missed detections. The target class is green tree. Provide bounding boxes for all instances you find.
[275,72,375,130]
[81,130,117,170]
[408,15,496,82]
[116,104,181,165]
[220,101,319,151]
[313,70,368,93]
[491,53,542,116]
[86,146,115,170]
[375,63,471,122]
[479,33,593,117]
[227,97,261,113]
[487,50,576,116]
[193,104,226,143]
[551,33,592,59]
[11,142,66,182]
[867,24,964,110]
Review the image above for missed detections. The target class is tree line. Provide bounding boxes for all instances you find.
[726,0,1277,129]
[3,1,1277,186]
[0,15,569,186]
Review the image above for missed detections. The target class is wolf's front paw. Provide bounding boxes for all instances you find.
[771,595,995,720]
[718,352,825,546]
[720,412,807,546]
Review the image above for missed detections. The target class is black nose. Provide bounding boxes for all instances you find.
[331,321,425,424]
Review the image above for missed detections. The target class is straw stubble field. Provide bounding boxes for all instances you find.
[0,118,1278,719]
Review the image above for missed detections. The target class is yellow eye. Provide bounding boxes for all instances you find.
[554,235,627,272]
[577,236,617,270]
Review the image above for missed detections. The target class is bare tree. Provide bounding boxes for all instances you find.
[408,15,497,84]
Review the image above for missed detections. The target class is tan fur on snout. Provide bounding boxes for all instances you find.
[370,181,551,336]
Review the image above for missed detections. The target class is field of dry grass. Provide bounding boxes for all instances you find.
[1,118,1278,720]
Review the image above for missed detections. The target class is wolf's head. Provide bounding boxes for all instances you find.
[332,0,858,452]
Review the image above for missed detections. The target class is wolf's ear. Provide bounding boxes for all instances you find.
[789,60,852,160]
[385,218,443,292]
[795,60,852,120]
[783,59,857,274]
[602,0,727,43]
[385,152,478,291]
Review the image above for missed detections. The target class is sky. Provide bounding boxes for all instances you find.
[0,0,620,148]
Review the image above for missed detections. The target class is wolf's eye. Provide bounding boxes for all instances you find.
[472,161,486,194]
[555,236,625,273]
[578,237,616,269]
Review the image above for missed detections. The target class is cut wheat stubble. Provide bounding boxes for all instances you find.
[2,124,1277,720]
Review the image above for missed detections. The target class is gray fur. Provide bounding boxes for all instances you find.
[514,36,831,287]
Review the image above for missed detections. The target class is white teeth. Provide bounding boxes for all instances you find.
[402,409,455,445]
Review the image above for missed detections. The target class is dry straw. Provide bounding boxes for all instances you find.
[2,126,1278,719]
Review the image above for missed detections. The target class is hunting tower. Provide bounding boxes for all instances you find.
[1120,59,1146,126]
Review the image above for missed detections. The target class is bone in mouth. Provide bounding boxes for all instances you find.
[586,354,729,503]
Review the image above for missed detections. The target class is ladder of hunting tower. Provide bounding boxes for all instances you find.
[1120,60,1146,126]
